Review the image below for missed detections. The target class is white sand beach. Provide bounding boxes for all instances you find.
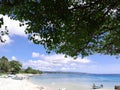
[0,74,47,90]
[0,74,59,90]
[0,74,114,90]
[0,78,113,90]
[0,78,40,90]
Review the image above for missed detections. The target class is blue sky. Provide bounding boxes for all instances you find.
[0,15,120,74]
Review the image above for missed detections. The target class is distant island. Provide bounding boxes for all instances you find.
[43,71,89,74]
[43,71,120,75]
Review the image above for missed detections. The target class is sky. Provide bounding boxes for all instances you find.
[0,15,120,74]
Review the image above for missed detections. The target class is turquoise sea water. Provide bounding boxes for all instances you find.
[29,73,120,90]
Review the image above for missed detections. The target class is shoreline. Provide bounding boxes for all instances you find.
[0,74,45,90]
[0,74,115,90]
[0,78,40,90]
[0,74,56,90]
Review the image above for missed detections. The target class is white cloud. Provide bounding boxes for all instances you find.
[0,15,27,46]
[32,52,40,58]
[11,56,17,60]
[40,54,91,64]
[0,15,27,37]
[23,53,92,72]
[0,35,13,46]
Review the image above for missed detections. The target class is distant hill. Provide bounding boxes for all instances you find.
[43,71,89,74]
[42,71,120,75]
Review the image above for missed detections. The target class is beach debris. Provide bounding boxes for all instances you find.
[100,84,103,88]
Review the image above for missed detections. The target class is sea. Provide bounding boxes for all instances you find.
[29,72,120,90]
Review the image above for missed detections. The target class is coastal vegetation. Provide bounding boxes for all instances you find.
[0,56,42,74]
[0,0,120,58]
[23,67,42,74]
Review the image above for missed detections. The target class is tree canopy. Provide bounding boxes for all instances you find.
[24,67,42,74]
[9,60,22,74]
[0,56,22,74]
[0,0,120,58]
[0,56,10,73]
[0,56,42,74]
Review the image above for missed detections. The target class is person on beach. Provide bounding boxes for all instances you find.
[92,83,103,89]
[92,83,96,89]
[100,84,103,88]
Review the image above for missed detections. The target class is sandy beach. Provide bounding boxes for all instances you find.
[0,74,48,90]
[0,78,112,90]
[0,74,57,90]
[0,74,114,90]
[0,78,41,90]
